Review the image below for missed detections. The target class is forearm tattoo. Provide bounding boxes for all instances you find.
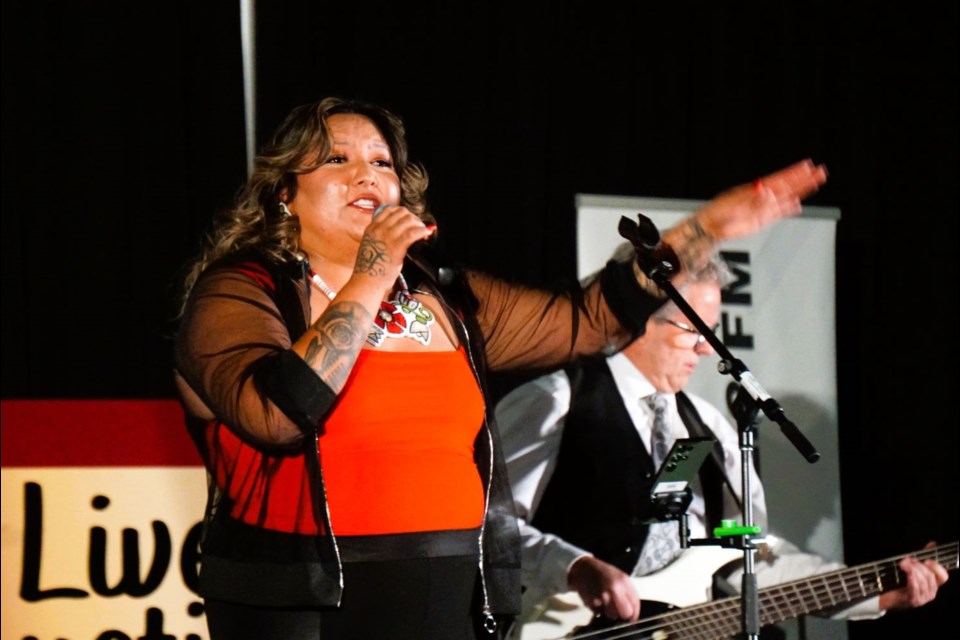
[304,301,371,391]
[670,217,715,272]
[633,217,716,295]
[355,237,389,277]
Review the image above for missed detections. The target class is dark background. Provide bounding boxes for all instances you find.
[2,2,956,637]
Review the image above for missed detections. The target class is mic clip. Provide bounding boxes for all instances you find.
[618,213,679,283]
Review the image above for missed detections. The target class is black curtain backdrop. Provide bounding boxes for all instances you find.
[2,2,956,638]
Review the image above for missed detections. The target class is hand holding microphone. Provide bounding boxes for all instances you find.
[372,204,451,285]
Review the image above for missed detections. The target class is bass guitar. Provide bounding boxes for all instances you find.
[517,540,958,640]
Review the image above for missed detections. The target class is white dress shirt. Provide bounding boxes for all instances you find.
[495,352,882,621]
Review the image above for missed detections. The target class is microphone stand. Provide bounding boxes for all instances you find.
[619,213,820,640]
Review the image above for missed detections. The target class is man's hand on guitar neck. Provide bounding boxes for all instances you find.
[567,555,641,622]
[878,541,950,611]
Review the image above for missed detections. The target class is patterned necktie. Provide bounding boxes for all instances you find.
[635,392,681,575]
[647,393,673,469]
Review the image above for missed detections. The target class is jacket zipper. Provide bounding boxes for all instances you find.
[301,259,345,606]
[304,261,498,625]
[421,289,498,634]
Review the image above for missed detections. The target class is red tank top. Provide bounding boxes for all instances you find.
[321,347,486,534]
[208,346,486,535]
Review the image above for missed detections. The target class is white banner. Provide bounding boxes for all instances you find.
[577,194,843,569]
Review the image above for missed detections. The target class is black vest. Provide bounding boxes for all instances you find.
[530,357,728,573]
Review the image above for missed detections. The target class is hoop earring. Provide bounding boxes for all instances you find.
[279,202,292,217]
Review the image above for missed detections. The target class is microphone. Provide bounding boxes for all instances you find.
[407,240,455,286]
[373,204,454,285]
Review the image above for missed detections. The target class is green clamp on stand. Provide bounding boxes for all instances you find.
[713,518,762,538]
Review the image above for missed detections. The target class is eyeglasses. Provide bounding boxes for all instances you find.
[657,318,718,349]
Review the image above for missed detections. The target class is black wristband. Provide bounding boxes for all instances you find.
[254,350,336,434]
[599,258,667,336]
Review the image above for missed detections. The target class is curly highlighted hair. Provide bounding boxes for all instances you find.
[178,96,433,313]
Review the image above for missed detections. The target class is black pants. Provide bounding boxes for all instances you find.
[204,554,483,640]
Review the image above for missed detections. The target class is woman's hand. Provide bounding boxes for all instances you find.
[656,159,828,277]
[695,158,828,241]
[355,204,435,285]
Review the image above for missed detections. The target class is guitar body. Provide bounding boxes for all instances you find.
[516,546,743,640]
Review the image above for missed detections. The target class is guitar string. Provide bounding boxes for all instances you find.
[568,546,943,640]
[567,543,958,640]
[563,542,957,640]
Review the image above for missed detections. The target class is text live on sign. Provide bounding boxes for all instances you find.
[2,400,208,640]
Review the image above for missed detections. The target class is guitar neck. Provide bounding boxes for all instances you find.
[754,542,958,626]
[642,541,958,640]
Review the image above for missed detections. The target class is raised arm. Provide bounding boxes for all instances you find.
[635,159,828,293]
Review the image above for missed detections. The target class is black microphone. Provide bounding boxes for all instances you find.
[407,240,455,286]
[374,204,454,285]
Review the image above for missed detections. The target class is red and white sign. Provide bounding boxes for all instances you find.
[1,399,208,640]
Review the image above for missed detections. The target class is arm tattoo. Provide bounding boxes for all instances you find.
[670,217,715,273]
[304,301,371,391]
[355,237,389,277]
[633,217,715,295]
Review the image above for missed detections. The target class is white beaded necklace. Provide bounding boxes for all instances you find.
[308,270,338,299]
[308,268,436,347]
